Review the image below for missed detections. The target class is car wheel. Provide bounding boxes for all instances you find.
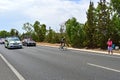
[25,43,27,46]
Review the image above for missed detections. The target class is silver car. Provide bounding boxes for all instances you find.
[4,37,22,49]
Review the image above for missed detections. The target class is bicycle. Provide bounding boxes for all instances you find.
[59,44,67,51]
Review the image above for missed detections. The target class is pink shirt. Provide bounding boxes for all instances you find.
[107,40,112,47]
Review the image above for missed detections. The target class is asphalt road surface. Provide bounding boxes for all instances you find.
[0,45,120,80]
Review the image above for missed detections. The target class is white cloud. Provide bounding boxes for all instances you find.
[0,0,110,32]
[23,0,90,31]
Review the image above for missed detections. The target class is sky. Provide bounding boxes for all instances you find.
[0,0,110,33]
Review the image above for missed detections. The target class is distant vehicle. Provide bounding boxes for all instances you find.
[0,38,5,44]
[4,37,22,49]
[22,38,36,46]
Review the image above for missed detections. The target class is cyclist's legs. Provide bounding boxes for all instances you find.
[60,42,63,49]
[62,42,66,49]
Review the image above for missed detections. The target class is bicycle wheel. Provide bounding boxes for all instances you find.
[59,45,63,50]
[63,46,67,51]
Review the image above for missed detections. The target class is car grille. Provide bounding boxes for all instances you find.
[13,43,19,45]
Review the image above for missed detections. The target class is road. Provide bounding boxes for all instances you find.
[0,45,120,80]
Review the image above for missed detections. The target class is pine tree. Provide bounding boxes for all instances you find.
[96,0,111,49]
[84,1,96,48]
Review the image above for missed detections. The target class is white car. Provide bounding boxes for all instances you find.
[4,37,22,49]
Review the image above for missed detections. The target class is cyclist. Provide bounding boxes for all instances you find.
[60,37,65,49]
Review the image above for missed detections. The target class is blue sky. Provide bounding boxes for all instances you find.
[0,0,109,33]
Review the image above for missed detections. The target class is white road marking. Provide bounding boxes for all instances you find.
[0,54,25,80]
[87,63,120,73]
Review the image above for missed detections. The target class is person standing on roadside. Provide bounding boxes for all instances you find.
[107,38,113,54]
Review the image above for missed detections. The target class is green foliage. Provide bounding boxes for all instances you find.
[96,0,111,49]
[10,29,19,37]
[40,24,47,41]
[33,21,47,42]
[22,22,33,34]
[84,1,97,48]
[111,0,120,16]
[45,27,60,43]
[22,22,34,39]
[110,13,120,46]
[0,30,10,37]
[31,32,38,41]
[84,0,113,49]
[65,17,85,47]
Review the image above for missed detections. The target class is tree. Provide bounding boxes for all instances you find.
[110,13,120,46]
[45,27,60,43]
[40,24,47,41]
[23,22,33,33]
[96,0,111,49]
[59,22,66,37]
[10,29,19,36]
[110,0,120,16]
[105,0,120,47]
[0,30,10,37]
[22,22,34,39]
[84,1,97,48]
[33,21,46,42]
[46,27,54,43]
[65,17,85,47]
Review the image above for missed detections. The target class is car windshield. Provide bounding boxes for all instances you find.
[27,39,33,41]
[8,38,20,42]
[24,38,33,41]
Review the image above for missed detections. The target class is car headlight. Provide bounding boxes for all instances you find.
[19,42,22,45]
[19,43,22,45]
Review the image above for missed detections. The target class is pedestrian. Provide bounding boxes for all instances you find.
[107,38,113,54]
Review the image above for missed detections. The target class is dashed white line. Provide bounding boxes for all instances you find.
[87,63,120,73]
[0,54,25,80]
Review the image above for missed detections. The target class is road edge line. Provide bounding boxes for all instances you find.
[0,53,25,80]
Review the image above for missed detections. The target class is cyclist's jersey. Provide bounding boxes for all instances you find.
[61,38,65,43]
